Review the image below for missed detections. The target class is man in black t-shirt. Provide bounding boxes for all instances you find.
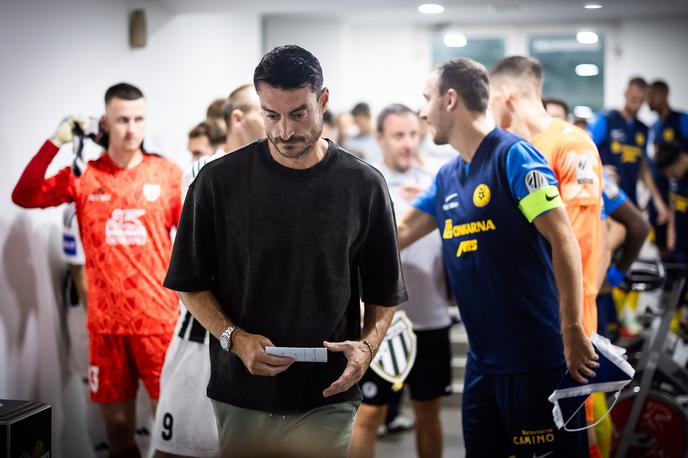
[164,45,408,458]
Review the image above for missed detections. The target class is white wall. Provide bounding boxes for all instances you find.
[0,1,261,456]
[346,24,432,114]
[263,16,352,112]
[263,15,688,120]
[607,18,688,124]
[264,16,431,116]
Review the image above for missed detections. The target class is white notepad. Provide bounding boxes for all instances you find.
[265,347,328,363]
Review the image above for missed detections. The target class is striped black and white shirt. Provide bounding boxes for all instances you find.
[177,149,226,344]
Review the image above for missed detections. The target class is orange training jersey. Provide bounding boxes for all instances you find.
[16,141,182,335]
[532,118,603,335]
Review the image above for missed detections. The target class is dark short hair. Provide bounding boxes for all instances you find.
[628,76,648,89]
[188,120,226,148]
[351,102,371,118]
[253,45,323,93]
[650,80,669,93]
[104,82,144,105]
[377,104,416,133]
[655,142,684,170]
[189,122,209,138]
[437,58,490,112]
[573,118,589,130]
[490,55,543,84]
[542,97,569,116]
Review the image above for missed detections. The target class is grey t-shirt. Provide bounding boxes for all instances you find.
[344,133,383,164]
[374,162,452,330]
[164,138,408,413]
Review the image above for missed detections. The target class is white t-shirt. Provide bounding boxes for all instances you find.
[375,161,452,330]
[182,148,226,201]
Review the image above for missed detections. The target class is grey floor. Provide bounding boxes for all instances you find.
[376,405,464,458]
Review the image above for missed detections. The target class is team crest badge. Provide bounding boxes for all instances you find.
[663,128,675,142]
[473,184,491,208]
[143,183,161,202]
[370,311,417,390]
[635,132,646,146]
[611,141,622,154]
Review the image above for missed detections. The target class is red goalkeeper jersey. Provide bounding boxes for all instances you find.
[13,140,182,334]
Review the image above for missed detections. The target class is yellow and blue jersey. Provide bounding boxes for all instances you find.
[648,110,688,247]
[590,109,648,205]
[412,128,565,374]
[650,110,688,151]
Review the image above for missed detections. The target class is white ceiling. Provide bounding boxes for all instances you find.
[161,0,688,24]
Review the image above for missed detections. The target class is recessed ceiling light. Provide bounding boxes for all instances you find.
[575,64,599,77]
[418,3,445,14]
[584,3,603,9]
[576,31,599,44]
[443,32,467,48]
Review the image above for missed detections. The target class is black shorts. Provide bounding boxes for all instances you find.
[360,325,452,405]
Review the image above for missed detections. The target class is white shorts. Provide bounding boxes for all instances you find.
[66,304,89,378]
[151,336,219,457]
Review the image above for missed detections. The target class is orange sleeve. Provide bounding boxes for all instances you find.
[556,134,603,301]
[12,140,76,208]
[555,135,602,208]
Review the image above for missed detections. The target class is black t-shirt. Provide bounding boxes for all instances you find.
[164,138,408,413]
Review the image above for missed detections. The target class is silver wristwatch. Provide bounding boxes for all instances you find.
[219,324,239,352]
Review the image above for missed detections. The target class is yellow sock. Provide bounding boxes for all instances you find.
[592,392,612,458]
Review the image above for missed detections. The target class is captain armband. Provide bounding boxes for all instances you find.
[518,185,563,223]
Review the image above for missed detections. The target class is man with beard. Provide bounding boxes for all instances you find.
[163,45,408,457]
[589,77,668,222]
